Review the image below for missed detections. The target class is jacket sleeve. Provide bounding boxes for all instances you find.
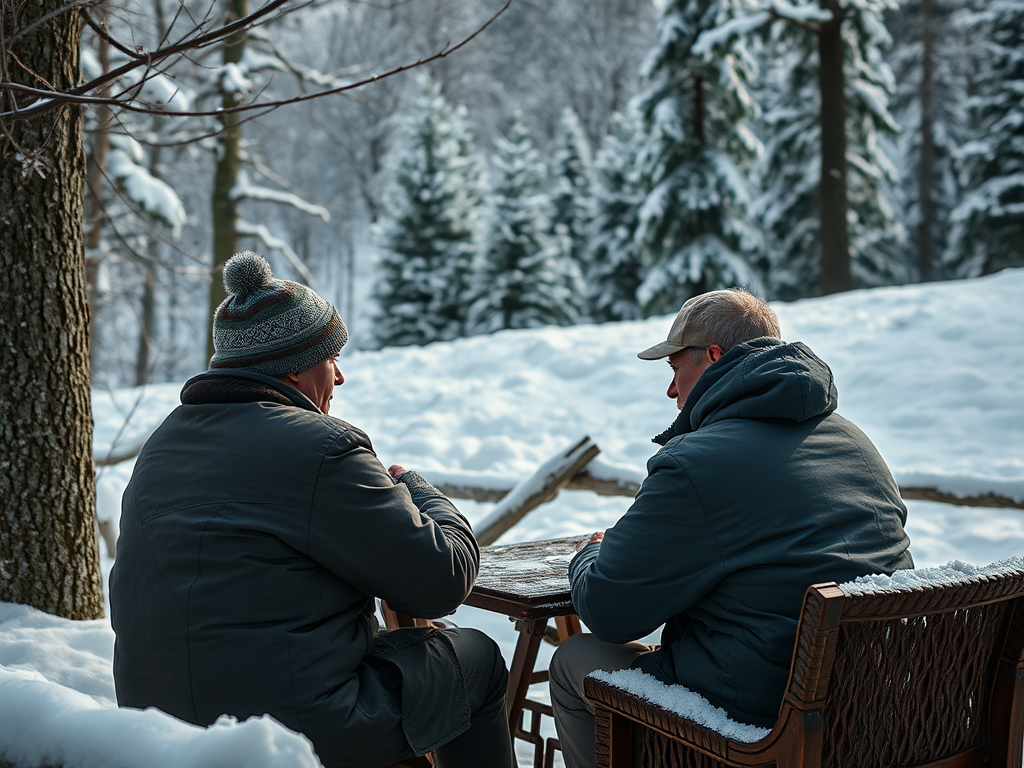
[308,428,479,619]
[568,447,726,644]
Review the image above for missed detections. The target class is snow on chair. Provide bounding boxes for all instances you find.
[584,559,1024,768]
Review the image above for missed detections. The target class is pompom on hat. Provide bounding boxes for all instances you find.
[210,251,348,376]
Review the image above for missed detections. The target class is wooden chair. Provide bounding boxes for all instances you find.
[584,566,1024,768]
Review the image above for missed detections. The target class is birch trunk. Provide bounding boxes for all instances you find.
[208,0,249,362]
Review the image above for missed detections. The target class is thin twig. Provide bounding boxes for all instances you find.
[1,0,514,122]
[1,0,292,121]
[80,6,146,60]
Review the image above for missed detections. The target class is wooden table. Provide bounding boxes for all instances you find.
[464,536,585,768]
[381,535,585,768]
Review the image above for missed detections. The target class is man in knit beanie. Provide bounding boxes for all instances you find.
[110,252,515,768]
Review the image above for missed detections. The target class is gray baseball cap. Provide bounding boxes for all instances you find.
[637,296,716,360]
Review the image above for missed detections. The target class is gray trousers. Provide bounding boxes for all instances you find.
[549,634,653,768]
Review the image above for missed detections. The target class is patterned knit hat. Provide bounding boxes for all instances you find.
[210,251,348,376]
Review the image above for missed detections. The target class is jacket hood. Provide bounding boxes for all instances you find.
[180,369,320,412]
[654,338,838,445]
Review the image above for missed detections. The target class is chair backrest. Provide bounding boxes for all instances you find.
[784,566,1024,768]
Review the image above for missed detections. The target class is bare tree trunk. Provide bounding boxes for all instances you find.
[917,0,936,282]
[85,0,112,372]
[136,261,158,386]
[136,116,164,386]
[208,0,249,362]
[817,0,852,295]
[0,0,105,620]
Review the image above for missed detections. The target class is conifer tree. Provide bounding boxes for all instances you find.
[753,3,903,299]
[374,73,481,347]
[635,0,764,316]
[469,113,581,333]
[444,103,486,336]
[755,44,820,300]
[550,107,596,284]
[946,0,1024,277]
[588,109,645,322]
[888,0,967,281]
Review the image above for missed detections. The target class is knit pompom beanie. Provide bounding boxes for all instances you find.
[209,251,348,376]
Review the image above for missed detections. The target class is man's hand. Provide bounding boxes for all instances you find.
[575,531,605,551]
[388,464,407,481]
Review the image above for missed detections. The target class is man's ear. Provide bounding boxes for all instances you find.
[707,344,724,363]
[278,372,300,387]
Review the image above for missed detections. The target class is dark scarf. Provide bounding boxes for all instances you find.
[180,372,296,407]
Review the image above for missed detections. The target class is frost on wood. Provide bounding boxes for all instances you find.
[475,436,600,545]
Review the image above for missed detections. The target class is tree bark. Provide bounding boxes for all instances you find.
[917,0,935,282]
[817,0,852,295]
[208,0,249,362]
[0,0,105,620]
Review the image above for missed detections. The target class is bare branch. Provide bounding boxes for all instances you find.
[80,6,146,60]
[1,0,514,123]
[1,0,292,121]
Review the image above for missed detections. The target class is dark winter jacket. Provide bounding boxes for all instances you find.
[110,370,479,767]
[569,338,913,728]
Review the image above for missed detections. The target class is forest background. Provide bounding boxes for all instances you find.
[1,0,1022,625]
[76,0,1024,389]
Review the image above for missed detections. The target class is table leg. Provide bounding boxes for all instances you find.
[554,613,581,641]
[506,618,547,724]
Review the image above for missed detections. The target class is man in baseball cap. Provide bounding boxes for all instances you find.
[549,288,913,768]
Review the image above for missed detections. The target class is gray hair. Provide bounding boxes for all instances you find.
[682,288,781,354]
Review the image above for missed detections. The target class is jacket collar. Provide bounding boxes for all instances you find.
[652,338,838,445]
[180,369,321,413]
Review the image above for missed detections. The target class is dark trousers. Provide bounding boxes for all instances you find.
[549,633,653,768]
[430,628,517,768]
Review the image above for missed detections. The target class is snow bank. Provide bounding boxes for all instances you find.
[0,603,320,768]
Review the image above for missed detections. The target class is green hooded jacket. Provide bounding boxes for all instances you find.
[569,338,913,727]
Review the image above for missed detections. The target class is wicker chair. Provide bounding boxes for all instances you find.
[584,567,1024,768]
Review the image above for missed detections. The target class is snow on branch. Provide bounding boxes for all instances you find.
[106,136,187,236]
[693,12,771,57]
[235,220,315,285]
[231,172,330,222]
[766,0,833,24]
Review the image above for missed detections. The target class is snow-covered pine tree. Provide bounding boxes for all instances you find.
[441,103,485,339]
[888,0,968,281]
[550,107,596,289]
[754,1,903,299]
[468,113,581,333]
[755,41,820,300]
[946,0,1024,277]
[634,0,764,316]
[588,108,646,322]
[373,73,481,347]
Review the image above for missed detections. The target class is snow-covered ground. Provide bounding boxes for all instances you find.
[3,270,1024,767]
